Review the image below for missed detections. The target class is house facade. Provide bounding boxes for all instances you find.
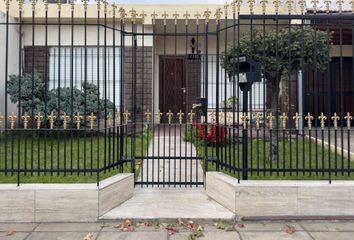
[0,1,297,126]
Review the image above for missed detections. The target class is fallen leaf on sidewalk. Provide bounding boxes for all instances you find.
[214,221,228,230]
[176,218,184,226]
[114,219,135,232]
[188,225,204,240]
[5,231,15,236]
[285,225,296,235]
[165,225,178,235]
[160,223,178,235]
[237,223,245,229]
[83,233,93,240]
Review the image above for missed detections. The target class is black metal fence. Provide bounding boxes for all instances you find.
[0,0,353,186]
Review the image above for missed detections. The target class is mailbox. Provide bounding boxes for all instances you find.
[192,97,207,116]
[228,55,262,91]
[228,55,262,181]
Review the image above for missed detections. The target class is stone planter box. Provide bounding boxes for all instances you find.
[206,172,354,218]
[0,173,133,222]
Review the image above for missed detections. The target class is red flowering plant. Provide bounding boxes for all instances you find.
[184,121,227,146]
[207,125,227,146]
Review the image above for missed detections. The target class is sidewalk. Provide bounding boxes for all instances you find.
[1,220,354,240]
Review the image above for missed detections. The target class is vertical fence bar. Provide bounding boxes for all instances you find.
[16,1,23,185]
[96,1,101,185]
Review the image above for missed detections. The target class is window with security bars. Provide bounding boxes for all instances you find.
[49,47,121,108]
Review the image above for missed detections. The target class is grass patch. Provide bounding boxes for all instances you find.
[185,126,353,180]
[0,130,152,183]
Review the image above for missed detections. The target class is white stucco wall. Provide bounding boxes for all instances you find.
[22,23,153,47]
[0,12,19,117]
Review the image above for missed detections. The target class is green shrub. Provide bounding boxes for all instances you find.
[7,71,116,118]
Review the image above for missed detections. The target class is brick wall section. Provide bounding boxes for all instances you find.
[186,58,202,113]
[123,46,153,128]
[24,46,49,82]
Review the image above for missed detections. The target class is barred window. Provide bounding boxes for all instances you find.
[49,47,121,107]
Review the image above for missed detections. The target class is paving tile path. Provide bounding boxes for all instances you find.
[1,221,354,240]
[137,126,204,185]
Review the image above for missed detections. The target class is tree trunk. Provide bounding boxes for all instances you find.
[267,73,281,162]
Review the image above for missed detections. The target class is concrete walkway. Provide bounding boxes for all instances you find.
[2,220,354,240]
[137,126,204,185]
[100,188,234,220]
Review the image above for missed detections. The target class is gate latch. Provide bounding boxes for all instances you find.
[192,98,207,116]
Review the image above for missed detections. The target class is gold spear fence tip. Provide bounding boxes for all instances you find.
[31,0,37,11]
[203,9,211,23]
[151,11,158,24]
[260,0,268,15]
[34,112,43,129]
[87,112,97,130]
[215,8,222,23]
[0,112,4,129]
[144,110,152,125]
[227,112,233,128]
[331,112,340,129]
[247,0,255,14]
[167,110,174,125]
[279,112,288,129]
[103,0,108,13]
[95,0,101,10]
[209,111,216,124]
[157,110,163,124]
[267,112,274,129]
[61,112,70,130]
[292,112,300,129]
[115,112,120,125]
[241,112,249,129]
[336,0,344,14]
[286,0,293,14]
[318,112,327,129]
[112,3,117,16]
[4,0,11,12]
[22,112,30,130]
[311,0,319,14]
[74,112,83,130]
[130,8,137,24]
[173,11,179,25]
[9,112,17,130]
[183,11,190,25]
[194,12,201,25]
[48,111,57,130]
[140,11,147,24]
[305,112,314,129]
[107,112,113,128]
[119,8,127,23]
[254,112,262,129]
[224,3,229,17]
[81,0,88,11]
[188,110,195,124]
[177,110,184,125]
[123,109,131,125]
[299,0,306,14]
[344,112,353,129]
[162,11,169,25]
[273,0,280,14]
[17,0,24,11]
[324,0,331,13]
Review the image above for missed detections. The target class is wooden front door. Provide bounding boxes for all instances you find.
[159,57,186,121]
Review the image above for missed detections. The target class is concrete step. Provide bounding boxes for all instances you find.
[99,188,235,222]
